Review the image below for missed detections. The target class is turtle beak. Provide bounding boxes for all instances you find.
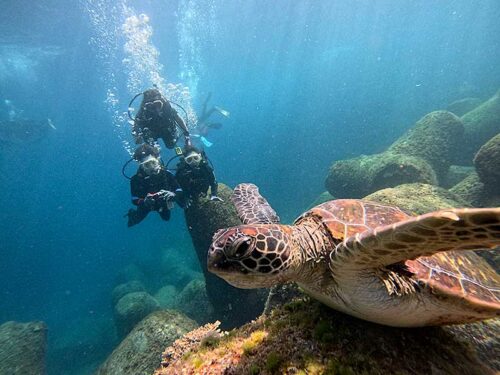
[207,246,227,274]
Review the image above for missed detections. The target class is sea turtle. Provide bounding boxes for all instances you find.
[208,183,500,327]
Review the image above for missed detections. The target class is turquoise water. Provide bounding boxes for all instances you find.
[0,1,499,373]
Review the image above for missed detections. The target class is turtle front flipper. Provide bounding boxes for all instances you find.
[331,207,500,270]
[231,183,280,224]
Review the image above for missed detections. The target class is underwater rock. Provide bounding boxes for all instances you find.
[307,191,335,210]
[154,285,178,309]
[114,263,147,286]
[474,133,500,190]
[447,97,482,116]
[111,280,146,307]
[159,249,203,290]
[389,110,464,180]
[459,89,500,164]
[442,165,474,188]
[326,152,437,198]
[0,320,47,375]
[364,183,470,215]
[174,279,214,325]
[113,291,160,338]
[155,299,499,374]
[96,310,197,375]
[450,172,500,208]
[184,183,267,328]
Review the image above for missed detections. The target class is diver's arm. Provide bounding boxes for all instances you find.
[131,178,146,206]
[173,111,190,139]
[207,166,219,197]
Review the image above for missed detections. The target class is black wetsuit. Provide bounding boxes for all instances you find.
[175,159,218,201]
[133,99,186,149]
[127,168,185,227]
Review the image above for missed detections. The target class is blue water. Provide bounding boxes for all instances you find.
[1,1,499,373]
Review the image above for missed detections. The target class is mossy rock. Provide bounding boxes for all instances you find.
[184,183,267,328]
[364,183,470,215]
[442,165,474,188]
[97,310,197,375]
[158,299,498,374]
[113,292,160,338]
[389,110,464,180]
[450,172,500,208]
[326,152,437,198]
[447,97,482,117]
[0,321,47,375]
[111,281,146,307]
[174,279,214,325]
[459,89,500,164]
[474,133,500,190]
[154,285,178,309]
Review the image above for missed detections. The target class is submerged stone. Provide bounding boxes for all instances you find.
[113,291,160,338]
[184,183,267,328]
[0,320,47,375]
[96,310,197,375]
[447,97,482,116]
[459,89,500,164]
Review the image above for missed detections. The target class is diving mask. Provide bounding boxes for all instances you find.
[140,155,161,175]
[185,152,202,166]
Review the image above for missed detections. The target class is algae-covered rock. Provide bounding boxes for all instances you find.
[156,299,498,374]
[0,320,47,375]
[460,89,500,163]
[364,183,470,215]
[184,183,267,328]
[96,310,197,375]
[326,152,437,198]
[154,285,178,309]
[113,292,160,338]
[389,110,464,180]
[114,263,147,285]
[174,279,214,325]
[450,172,500,208]
[447,97,482,116]
[442,165,474,188]
[474,133,500,190]
[111,280,146,307]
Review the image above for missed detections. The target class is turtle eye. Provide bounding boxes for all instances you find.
[230,237,254,258]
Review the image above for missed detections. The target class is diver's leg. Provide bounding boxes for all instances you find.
[127,206,149,227]
[158,208,171,222]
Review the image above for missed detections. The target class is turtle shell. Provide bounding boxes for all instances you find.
[295,199,500,309]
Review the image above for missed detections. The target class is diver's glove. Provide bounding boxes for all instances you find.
[210,195,223,202]
[185,135,192,147]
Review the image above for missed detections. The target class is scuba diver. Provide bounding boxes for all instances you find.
[175,145,222,203]
[191,92,229,147]
[126,144,186,227]
[130,87,192,149]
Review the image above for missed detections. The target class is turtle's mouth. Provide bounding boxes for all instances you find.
[208,248,270,289]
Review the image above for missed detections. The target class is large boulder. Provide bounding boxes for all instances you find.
[459,89,500,163]
[111,280,146,307]
[0,321,47,375]
[325,111,463,197]
[154,285,178,309]
[326,152,437,198]
[156,299,499,374]
[474,133,500,190]
[447,97,482,116]
[450,172,500,208]
[364,183,470,215]
[174,279,214,325]
[113,292,160,338]
[96,310,197,375]
[442,165,474,188]
[388,110,464,180]
[184,183,267,328]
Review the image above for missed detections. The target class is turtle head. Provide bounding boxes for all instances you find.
[208,225,295,288]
